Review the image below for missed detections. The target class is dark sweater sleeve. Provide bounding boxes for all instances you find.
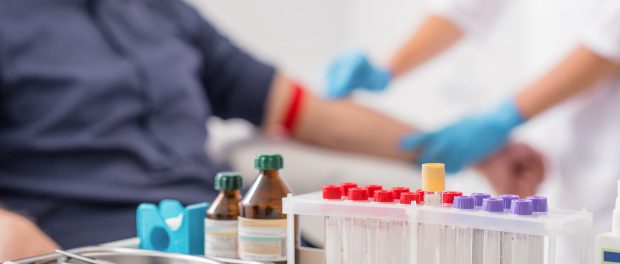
[158,1,276,126]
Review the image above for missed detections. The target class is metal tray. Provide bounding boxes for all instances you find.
[4,247,271,264]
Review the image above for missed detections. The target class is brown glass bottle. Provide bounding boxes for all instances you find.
[238,154,292,263]
[205,172,242,258]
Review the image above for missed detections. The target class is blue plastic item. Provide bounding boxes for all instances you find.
[137,199,209,255]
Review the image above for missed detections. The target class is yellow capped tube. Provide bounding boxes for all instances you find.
[422,163,446,192]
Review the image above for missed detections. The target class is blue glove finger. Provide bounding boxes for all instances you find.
[326,52,366,99]
[400,133,431,151]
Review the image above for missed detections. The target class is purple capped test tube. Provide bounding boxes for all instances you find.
[527,196,548,216]
[448,196,475,264]
[500,194,520,212]
[482,198,504,264]
[510,199,534,264]
[471,193,491,210]
[527,196,547,264]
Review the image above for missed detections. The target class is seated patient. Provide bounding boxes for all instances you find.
[0,0,545,260]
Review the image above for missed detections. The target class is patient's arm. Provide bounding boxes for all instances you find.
[263,73,417,161]
[0,209,58,261]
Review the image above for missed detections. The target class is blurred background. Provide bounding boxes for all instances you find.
[182,0,589,246]
[185,0,586,197]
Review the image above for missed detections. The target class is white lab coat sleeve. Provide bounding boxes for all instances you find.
[428,0,511,35]
[581,0,620,63]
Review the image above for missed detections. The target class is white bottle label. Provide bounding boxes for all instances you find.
[237,217,287,261]
[205,219,238,258]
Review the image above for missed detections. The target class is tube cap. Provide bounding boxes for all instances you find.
[400,192,421,205]
[471,193,491,207]
[511,199,533,215]
[365,184,383,198]
[483,198,504,213]
[527,196,548,213]
[340,182,358,197]
[422,163,446,192]
[442,191,463,204]
[500,194,519,210]
[322,185,342,200]
[348,187,369,201]
[214,172,243,190]
[374,190,395,203]
[255,154,283,170]
[391,187,411,200]
[453,196,475,210]
[415,189,425,203]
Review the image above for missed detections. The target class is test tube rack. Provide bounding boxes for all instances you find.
[282,191,593,264]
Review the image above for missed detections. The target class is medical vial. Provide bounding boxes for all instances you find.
[482,198,504,264]
[510,200,534,264]
[238,154,291,263]
[527,196,547,264]
[347,188,369,264]
[323,185,343,264]
[471,193,491,264]
[499,194,519,264]
[421,163,446,264]
[205,172,243,258]
[453,196,475,264]
[442,191,463,264]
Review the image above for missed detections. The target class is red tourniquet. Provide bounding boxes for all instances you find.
[282,82,305,134]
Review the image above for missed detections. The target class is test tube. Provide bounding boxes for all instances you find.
[340,182,358,264]
[453,196,475,264]
[421,163,446,264]
[471,193,491,264]
[415,189,426,264]
[400,192,421,264]
[499,194,519,264]
[482,198,504,264]
[323,185,343,264]
[365,184,383,201]
[441,191,463,264]
[510,199,534,264]
[373,190,395,263]
[527,196,548,264]
[347,187,368,264]
[363,184,382,264]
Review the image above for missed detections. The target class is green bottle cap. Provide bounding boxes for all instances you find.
[254,154,283,170]
[214,172,243,191]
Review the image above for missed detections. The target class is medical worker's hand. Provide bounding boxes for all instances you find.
[325,52,392,99]
[401,99,525,173]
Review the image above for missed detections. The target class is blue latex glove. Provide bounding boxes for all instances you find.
[400,99,526,174]
[325,51,392,99]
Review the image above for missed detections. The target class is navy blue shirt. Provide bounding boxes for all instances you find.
[0,0,274,248]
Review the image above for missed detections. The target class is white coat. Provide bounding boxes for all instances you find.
[430,0,620,262]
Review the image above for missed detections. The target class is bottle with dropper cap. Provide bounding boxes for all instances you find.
[595,180,620,263]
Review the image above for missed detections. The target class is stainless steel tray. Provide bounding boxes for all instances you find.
[4,247,271,264]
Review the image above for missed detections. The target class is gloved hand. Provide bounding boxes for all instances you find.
[401,99,526,174]
[325,51,392,99]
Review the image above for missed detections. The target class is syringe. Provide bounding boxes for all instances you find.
[482,198,504,264]
[471,193,491,264]
[527,196,547,264]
